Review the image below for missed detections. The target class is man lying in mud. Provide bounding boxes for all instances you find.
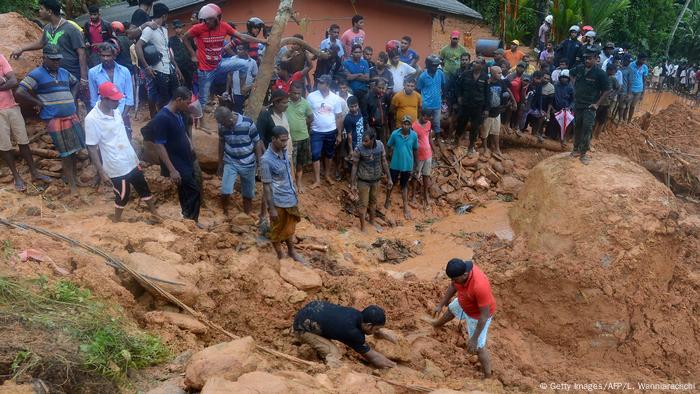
[429,258,496,378]
[293,300,397,368]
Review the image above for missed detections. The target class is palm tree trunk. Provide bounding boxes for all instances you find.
[666,0,692,57]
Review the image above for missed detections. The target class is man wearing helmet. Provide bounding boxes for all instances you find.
[537,15,553,52]
[184,4,267,129]
[554,25,582,69]
[245,17,266,61]
[416,55,445,138]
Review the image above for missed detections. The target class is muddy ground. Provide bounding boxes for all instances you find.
[0,102,698,393]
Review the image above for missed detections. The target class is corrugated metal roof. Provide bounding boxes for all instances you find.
[394,0,483,19]
[74,0,209,25]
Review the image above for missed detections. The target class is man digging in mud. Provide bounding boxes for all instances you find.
[261,126,305,263]
[429,258,496,378]
[293,300,397,368]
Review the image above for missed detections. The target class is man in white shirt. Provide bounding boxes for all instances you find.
[85,82,158,222]
[135,3,182,112]
[307,75,343,189]
[387,50,416,94]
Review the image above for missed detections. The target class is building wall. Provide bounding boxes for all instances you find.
[206,0,438,59]
[430,14,498,56]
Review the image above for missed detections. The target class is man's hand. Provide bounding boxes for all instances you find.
[169,169,182,185]
[386,179,393,190]
[432,303,444,318]
[217,165,223,178]
[80,79,89,88]
[176,68,184,83]
[191,55,198,64]
[145,66,155,78]
[589,103,598,111]
[145,21,158,30]
[483,110,489,118]
[269,206,279,222]
[336,134,342,146]
[466,337,478,354]
[10,49,23,59]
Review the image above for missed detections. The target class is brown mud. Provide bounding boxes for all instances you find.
[1,94,699,391]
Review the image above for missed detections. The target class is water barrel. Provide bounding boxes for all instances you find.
[475,39,503,57]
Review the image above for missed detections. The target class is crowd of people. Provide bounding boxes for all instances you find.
[5,1,680,378]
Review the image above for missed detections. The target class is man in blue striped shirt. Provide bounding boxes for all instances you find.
[16,45,85,195]
[215,106,263,216]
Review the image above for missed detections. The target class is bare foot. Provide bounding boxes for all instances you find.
[325,176,335,185]
[404,210,412,220]
[310,182,321,190]
[297,185,305,194]
[384,201,391,210]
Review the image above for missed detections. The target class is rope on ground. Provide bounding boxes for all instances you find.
[0,218,441,392]
[0,217,317,368]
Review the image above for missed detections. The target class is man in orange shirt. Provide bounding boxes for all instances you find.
[503,39,525,66]
[430,258,496,378]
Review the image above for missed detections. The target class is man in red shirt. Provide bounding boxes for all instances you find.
[430,258,496,378]
[183,4,266,128]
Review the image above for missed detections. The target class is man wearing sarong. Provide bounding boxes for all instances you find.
[16,45,85,195]
[261,126,305,263]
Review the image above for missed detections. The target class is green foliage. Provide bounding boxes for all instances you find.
[550,0,630,42]
[0,277,170,384]
[1,240,16,262]
[670,0,700,62]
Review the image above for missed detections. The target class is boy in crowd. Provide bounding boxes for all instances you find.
[390,78,421,128]
[351,129,390,232]
[385,115,418,219]
[369,52,394,92]
[86,82,157,222]
[366,79,391,143]
[84,4,114,67]
[416,55,445,139]
[399,36,419,69]
[261,126,305,263]
[363,47,375,69]
[483,66,513,157]
[287,82,314,193]
[344,95,367,159]
[215,106,262,217]
[410,109,435,209]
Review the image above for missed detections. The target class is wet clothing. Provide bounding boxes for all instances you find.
[454,264,496,319]
[293,301,371,354]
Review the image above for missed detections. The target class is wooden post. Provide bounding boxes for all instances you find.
[244,0,294,120]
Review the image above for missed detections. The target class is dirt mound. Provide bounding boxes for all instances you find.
[488,152,699,383]
[594,102,700,195]
[0,13,43,80]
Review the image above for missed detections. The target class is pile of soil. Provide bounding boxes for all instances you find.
[0,13,43,80]
[480,152,700,385]
[594,102,700,195]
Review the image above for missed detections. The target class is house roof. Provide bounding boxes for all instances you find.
[392,0,482,19]
[74,0,212,25]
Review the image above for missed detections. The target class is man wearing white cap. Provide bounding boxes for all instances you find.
[537,15,553,52]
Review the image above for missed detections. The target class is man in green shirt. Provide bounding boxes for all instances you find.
[286,82,314,193]
[385,115,418,219]
[440,30,469,80]
[570,47,610,165]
